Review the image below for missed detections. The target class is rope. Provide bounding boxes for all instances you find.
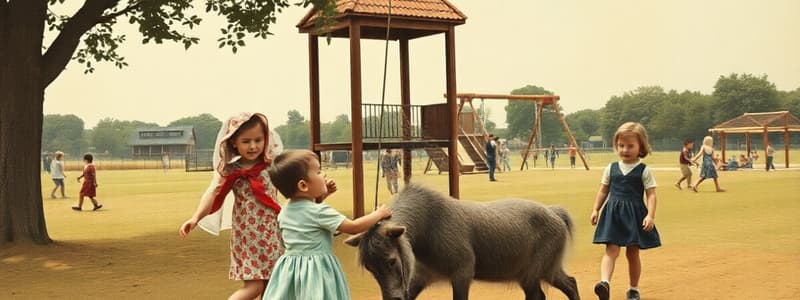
[373,0,392,211]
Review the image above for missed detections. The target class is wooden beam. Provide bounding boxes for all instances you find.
[551,99,589,170]
[349,20,365,218]
[445,27,459,199]
[309,36,321,155]
[313,140,451,151]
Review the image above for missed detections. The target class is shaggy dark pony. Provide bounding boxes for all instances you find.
[345,183,580,300]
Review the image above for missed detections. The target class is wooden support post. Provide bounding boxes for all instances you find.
[309,35,321,155]
[785,128,790,168]
[400,38,412,184]
[720,132,727,162]
[521,103,543,170]
[349,21,364,217]
[551,100,589,170]
[445,27,459,199]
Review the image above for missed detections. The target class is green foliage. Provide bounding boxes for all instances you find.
[504,85,565,146]
[44,0,337,73]
[712,73,781,124]
[286,109,306,126]
[564,109,601,142]
[323,114,353,143]
[779,87,800,115]
[42,114,85,156]
[167,113,222,150]
[275,110,311,149]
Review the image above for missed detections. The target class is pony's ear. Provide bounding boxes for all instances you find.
[344,233,363,247]
[383,225,406,239]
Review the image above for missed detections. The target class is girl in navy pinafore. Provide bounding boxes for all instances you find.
[590,122,660,300]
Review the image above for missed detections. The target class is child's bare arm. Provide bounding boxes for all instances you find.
[642,188,657,231]
[179,177,224,237]
[590,184,609,225]
[338,204,391,234]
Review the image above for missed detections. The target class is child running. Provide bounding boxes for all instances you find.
[263,150,392,300]
[73,153,102,211]
[179,112,284,300]
[690,136,725,192]
[674,138,697,190]
[590,122,660,300]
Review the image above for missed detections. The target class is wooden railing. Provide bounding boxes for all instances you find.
[361,103,422,139]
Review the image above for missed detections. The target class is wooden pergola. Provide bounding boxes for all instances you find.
[454,93,590,170]
[708,111,800,169]
[298,0,467,217]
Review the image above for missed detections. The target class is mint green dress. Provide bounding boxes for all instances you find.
[263,200,349,300]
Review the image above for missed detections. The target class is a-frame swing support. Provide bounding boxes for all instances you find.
[454,93,590,171]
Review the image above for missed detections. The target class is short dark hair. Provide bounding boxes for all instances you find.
[83,153,93,163]
[268,150,319,198]
[684,138,695,145]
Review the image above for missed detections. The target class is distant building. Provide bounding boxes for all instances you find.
[129,126,196,159]
[586,135,605,148]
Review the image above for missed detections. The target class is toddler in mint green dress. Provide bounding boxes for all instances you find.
[263,150,392,300]
[263,200,349,299]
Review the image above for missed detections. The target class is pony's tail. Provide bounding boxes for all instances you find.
[548,206,574,242]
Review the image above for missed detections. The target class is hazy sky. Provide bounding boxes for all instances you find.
[45,0,800,129]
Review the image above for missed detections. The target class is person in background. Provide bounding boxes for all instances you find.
[568,143,577,169]
[691,136,725,192]
[486,134,498,181]
[161,151,170,173]
[49,151,68,199]
[674,139,696,190]
[43,154,52,173]
[766,142,775,171]
[74,153,102,211]
[381,149,401,194]
[500,142,512,172]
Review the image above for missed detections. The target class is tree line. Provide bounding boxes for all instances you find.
[44,73,799,158]
[504,73,800,150]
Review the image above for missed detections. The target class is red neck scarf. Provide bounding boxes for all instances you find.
[209,162,281,215]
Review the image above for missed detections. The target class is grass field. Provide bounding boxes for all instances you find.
[2,151,799,299]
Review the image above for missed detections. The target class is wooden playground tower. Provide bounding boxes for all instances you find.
[451,93,590,171]
[297,0,467,217]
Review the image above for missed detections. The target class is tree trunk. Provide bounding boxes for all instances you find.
[0,1,52,245]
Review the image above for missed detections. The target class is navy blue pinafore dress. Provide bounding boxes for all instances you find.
[593,162,661,249]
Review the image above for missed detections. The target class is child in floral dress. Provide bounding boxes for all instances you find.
[179,112,284,299]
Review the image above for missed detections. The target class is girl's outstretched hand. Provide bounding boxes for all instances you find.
[642,216,655,231]
[590,210,599,226]
[179,218,198,238]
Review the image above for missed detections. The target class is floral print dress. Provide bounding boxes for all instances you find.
[227,166,284,280]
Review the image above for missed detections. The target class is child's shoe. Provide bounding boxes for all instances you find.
[71,206,81,211]
[626,288,640,300]
[594,281,609,300]
[93,204,103,211]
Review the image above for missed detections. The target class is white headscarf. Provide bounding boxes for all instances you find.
[196,112,283,236]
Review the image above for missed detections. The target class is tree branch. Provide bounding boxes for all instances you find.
[42,0,119,87]
[98,1,140,24]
